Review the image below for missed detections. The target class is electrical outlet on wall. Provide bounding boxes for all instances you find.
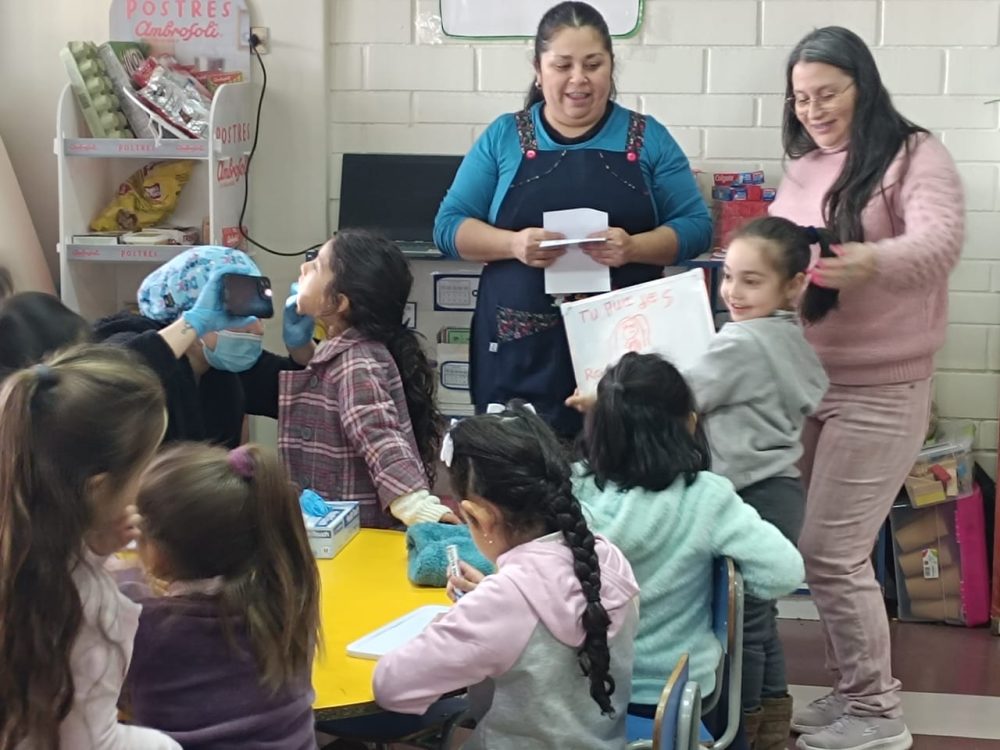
[249,26,270,54]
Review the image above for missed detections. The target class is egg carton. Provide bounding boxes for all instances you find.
[61,41,134,138]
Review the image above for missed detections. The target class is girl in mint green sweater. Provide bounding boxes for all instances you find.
[570,352,804,744]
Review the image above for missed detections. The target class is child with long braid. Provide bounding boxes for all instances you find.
[373,403,640,749]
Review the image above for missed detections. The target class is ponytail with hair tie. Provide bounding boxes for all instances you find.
[227,445,255,480]
[800,223,840,324]
[32,364,57,384]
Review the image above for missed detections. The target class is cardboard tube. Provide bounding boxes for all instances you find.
[909,597,962,622]
[898,544,955,578]
[904,565,961,601]
[894,509,950,553]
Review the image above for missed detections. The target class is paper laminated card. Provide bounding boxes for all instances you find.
[561,269,715,395]
[346,605,450,660]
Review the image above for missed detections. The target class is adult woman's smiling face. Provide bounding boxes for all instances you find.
[790,61,857,150]
[535,25,613,136]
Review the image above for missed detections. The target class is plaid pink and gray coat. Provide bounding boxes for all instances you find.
[279,328,429,528]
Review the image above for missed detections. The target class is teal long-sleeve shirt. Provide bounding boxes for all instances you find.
[433,102,712,261]
[573,467,805,705]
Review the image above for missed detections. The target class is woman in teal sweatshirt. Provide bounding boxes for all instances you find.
[570,353,804,744]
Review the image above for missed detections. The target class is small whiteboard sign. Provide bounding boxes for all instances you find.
[561,269,715,395]
[441,0,643,37]
[433,273,480,311]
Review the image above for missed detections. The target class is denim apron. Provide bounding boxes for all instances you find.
[470,108,661,436]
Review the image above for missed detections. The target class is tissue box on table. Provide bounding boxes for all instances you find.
[304,501,360,559]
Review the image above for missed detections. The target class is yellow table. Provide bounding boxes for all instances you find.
[312,529,450,721]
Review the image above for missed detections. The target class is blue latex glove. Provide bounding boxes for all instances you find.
[181,269,257,337]
[283,282,315,349]
[300,488,330,517]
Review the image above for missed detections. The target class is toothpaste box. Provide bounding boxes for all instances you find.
[713,170,766,186]
[304,500,360,559]
[712,185,778,202]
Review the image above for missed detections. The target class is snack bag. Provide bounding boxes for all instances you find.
[91,160,194,232]
[133,55,212,138]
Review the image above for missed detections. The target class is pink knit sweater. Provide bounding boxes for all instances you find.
[769,134,964,385]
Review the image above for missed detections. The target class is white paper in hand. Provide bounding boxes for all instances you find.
[543,208,612,295]
[346,605,450,660]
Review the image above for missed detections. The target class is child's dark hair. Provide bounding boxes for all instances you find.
[448,403,616,715]
[585,352,710,493]
[327,229,442,482]
[730,216,840,323]
[0,292,92,381]
[0,345,166,749]
[136,442,321,693]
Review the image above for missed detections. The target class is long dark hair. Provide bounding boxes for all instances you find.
[448,403,616,715]
[328,229,442,482]
[783,26,927,242]
[0,346,165,749]
[585,353,710,492]
[0,292,92,381]
[137,443,321,692]
[730,216,839,323]
[525,1,617,108]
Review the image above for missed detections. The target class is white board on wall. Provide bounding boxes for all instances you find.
[440,0,643,37]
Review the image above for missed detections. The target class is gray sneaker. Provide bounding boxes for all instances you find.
[795,715,913,750]
[792,692,847,734]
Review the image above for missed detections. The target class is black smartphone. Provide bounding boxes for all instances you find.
[222,273,274,319]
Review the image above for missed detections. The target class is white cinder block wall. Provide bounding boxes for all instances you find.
[328,0,1000,477]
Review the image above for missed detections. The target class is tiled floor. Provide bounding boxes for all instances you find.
[782,618,1000,749]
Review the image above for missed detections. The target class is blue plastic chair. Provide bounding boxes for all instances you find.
[630,558,744,750]
[700,558,745,750]
[626,654,702,750]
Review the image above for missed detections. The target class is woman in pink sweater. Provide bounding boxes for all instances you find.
[769,27,964,750]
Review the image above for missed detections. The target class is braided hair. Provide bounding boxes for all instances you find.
[448,402,616,715]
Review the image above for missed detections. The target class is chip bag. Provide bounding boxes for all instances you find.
[91,160,194,232]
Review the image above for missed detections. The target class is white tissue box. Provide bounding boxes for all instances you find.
[304,501,360,559]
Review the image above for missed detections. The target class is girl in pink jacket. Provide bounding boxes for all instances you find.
[373,404,640,749]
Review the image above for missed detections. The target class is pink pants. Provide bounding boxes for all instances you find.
[799,379,932,718]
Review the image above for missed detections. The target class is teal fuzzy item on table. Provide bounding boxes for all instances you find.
[406,523,494,587]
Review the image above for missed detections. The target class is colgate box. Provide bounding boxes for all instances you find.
[304,501,360,559]
[710,169,776,250]
[713,170,765,186]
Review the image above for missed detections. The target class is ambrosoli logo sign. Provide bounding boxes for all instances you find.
[125,1,233,40]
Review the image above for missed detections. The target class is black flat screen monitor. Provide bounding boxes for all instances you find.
[338,153,464,245]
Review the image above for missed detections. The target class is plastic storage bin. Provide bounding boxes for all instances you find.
[889,484,990,626]
[903,432,974,508]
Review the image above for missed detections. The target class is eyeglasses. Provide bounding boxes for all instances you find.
[787,82,855,112]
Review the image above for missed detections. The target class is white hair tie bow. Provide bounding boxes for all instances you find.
[440,419,459,468]
[485,402,536,415]
[439,403,537,468]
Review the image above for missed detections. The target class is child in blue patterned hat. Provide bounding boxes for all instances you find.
[93,246,308,448]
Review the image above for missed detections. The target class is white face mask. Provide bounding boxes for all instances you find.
[202,331,263,372]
